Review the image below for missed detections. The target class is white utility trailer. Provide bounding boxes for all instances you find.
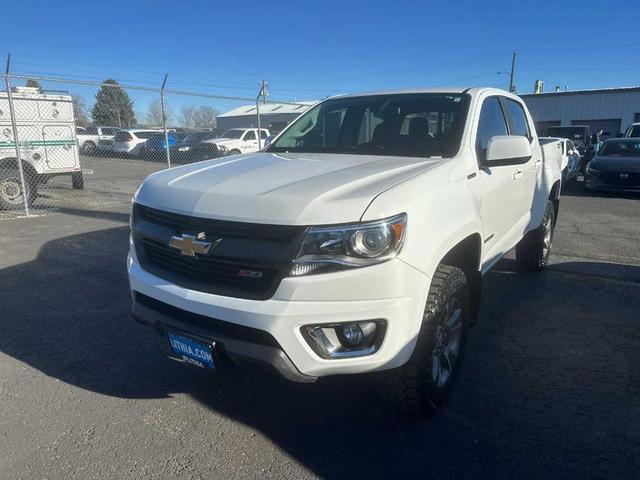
[0,86,83,210]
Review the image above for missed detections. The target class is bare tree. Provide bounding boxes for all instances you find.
[146,99,172,127]
[72,95,89,127]
[179,105,196,129]
[193,106,218,129]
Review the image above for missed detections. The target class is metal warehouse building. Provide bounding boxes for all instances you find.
[520,86,640,138]
[216,101,315,133]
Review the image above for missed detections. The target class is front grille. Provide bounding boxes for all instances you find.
[600,172,640,186]
[132,204,306,300]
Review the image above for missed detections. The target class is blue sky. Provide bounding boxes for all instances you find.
[2,0,638,111]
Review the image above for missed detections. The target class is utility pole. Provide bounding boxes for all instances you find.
[509,51,518,93]
[259,79,268,104]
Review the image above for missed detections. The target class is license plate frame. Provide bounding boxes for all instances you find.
[167,332,217,370]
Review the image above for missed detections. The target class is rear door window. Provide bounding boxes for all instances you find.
[244,130,256,140]
[476,97,509,161]
[502,98,531,139]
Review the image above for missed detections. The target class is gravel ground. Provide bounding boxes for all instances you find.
[0,180,638,480]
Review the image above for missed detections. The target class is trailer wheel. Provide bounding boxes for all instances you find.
[72,171,85,190]
[0,169,37,211]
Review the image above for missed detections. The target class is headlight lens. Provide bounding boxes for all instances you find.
[586,164,600,175]
[290,213,406,276]
[217,144,227,152]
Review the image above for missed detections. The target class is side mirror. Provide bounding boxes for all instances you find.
[484,136,532,166]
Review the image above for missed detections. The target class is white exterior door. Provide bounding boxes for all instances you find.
[475,96,528,267]
[241,130,259,153]
[42,125,78,170]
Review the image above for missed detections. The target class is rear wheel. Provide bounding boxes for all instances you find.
[229,149,241,155]
[0,169,37,210]
[81,141,96,155]
[516,200,555,270]
[378,265,470,415]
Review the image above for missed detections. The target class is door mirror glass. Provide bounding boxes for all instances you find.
[484,135,532,166]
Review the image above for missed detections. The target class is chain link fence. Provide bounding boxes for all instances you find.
[0,73,313,218]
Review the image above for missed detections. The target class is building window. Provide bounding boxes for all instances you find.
[634,113,640,122]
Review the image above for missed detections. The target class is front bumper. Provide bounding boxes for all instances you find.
[585,174,640,192]
[128,251,429,380]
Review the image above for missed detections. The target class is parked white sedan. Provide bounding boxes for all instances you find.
[112,129,162,156]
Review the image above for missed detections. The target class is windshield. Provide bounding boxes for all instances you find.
[180,132,212,145]
[547,127,587,142]
[599,141,640,157]
[222,129,245,139]
[267,93,471,158]
[627,126,640,138]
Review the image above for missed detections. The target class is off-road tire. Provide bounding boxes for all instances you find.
[0,169,37,210]
[515,200,555,270]
[71,171,84,190]
[378,265,470,415]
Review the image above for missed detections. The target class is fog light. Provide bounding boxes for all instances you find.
[341,323,364,346]
[301,320,386,359]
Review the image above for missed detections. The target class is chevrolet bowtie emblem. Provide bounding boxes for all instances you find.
[169,232,222,257]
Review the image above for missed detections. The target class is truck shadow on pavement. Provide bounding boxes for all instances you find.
[0,226,638,479]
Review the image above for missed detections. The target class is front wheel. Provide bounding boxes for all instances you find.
[378,265,470,415]
[516,200,555,270]
[0,169,37,211]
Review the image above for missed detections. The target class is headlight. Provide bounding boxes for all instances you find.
[290,213,407,276]
[217,144,227,152]
[586,164,600,175]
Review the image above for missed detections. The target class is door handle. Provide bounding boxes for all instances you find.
[534,160,542,166]
[513,170,524,180]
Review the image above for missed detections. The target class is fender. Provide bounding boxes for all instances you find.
[361,156,483,282]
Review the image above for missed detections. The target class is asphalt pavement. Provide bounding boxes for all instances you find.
[0,180,638,479]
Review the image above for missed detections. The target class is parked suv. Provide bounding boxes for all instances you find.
[128,88,562,414]
[112,129,162,156]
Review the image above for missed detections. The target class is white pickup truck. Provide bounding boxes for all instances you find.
[201,128,270,156]
[76,125,119,155]
[129,88,562,414]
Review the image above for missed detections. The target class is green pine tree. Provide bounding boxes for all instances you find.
[91,79,136,127]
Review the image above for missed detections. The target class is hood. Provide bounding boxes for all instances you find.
[591,155,640,172]
[135,151,444,225]
[207,137,239,146]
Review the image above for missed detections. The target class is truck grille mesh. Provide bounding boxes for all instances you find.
[132,204,306,300]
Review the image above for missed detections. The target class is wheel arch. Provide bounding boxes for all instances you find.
[439,233,482,321]
[0,156,38,182]
[549,179,561,222]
